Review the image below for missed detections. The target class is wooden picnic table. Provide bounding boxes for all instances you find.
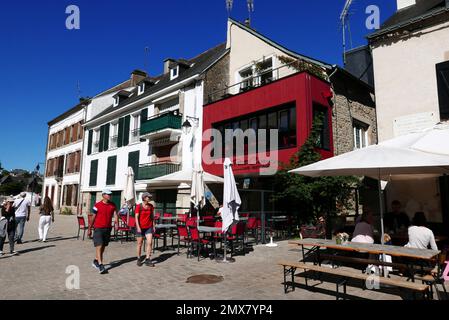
[289,238,440,260]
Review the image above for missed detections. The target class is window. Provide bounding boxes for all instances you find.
[312,104,330,150]
[353,120,369,149]
[128,151,140,179]
[170,66,179,80]
[256,58,273,86]
[89,160,98,187]
[436,61,449,120]
[110,122,118,149]
[138,83,145,95]
[239,67,253,91]
[113,96,119,107]
[106,156,117,186]
[213,103,297,157]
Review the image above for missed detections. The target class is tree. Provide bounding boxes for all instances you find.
[0,181,25,196]
[271,115,359,237]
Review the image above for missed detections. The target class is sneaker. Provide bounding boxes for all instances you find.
[92,259,100,271]
[10,251,18,256]
[0,251,3,256]
[145,258,155,267]
[99,264,107,274]
[16,240,22,244]
[137,257,144,267]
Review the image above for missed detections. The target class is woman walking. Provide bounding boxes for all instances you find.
[0,198,17,255]
[135,193,155,267]
[38,197,54,242]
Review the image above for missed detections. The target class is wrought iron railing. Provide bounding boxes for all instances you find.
[137,161,181,180]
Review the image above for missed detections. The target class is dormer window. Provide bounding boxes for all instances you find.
[170,66,179,80]
[138,83,145,96]
[113,96,119,107]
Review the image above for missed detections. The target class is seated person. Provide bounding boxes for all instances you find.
[351,208,374,244]
[405,212,438,251]
[385,200,410,234]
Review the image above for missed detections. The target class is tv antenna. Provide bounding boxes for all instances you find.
[340,0,354,66]
[247,0,255,26]
[77,81,81,100]
[144,46,150,73]
[226,0,233,17]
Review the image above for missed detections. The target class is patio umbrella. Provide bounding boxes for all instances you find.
[146,168,224,187]
[191,164,206,227]
[124,167,137,225]
[220,158,241,262]
[290,124,449,246]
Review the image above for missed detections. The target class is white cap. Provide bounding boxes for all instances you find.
[102,189,113,195]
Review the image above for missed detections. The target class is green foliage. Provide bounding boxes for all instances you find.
[0,181,25,196]
[60,207,73,215]
[271,115,359,225]
[278,55,328,81]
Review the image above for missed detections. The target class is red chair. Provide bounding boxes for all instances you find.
[186,217,197,227]
[203,216,215,227]
[175,224,191,256]
[240,213,250,218]
[188,226,213,261]
[246,217,260,244]
[177,214,187,223]
[116,215,134,243]
[76,216,88,240]
[227,222,246,256]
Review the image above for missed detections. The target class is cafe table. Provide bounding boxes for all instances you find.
[155,224,177,251]
[289,238,441,279]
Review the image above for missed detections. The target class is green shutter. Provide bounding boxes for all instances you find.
[123,115,131,146]
[117,117,125,147]
[87,130,93,155]
[140,108,148,126]
[89,160,98,187]
[128,151,140,179]
[106,156,117,185]
[99,126,105,153]
[103,124,110,151]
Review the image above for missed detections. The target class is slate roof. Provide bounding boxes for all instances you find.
[87,43,229,124]
[368,0,448,39]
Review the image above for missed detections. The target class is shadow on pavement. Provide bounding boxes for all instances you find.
[0,245,56,259]
[107,257,137,270]
[153,252,178,264]
[20,236,79,244]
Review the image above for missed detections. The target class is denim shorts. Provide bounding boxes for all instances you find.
[136,227,154,238]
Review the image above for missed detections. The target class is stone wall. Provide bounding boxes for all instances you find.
[331,71,377,155]
[203,52,230,105]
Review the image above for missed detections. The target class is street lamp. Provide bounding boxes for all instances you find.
[182,116,199,135]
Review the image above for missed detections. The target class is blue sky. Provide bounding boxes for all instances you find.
[0,0,395,172]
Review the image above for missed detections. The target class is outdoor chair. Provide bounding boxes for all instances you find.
[76,216,88,240]
[246,217,260,244]
[175,224,191,256]
[177,214,187,223]
[188,225,213,261]
[152,229,162,253]
[203,216,215,227]
[227,222,246,256]
[116,215,135,243]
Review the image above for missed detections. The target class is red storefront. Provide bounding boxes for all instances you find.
[202,71,334,178]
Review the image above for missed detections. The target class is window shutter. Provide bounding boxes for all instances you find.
[123,115,131,146]
[436,61,449,120]
[106,156,117,185]
[89,160,98,187]
[99,125,105,152]
[128,151,140,179]
[87,130,93,155]
[118,117,125,147]
[103,124,110,151]
[72,124,78,142]
[140,108,148,126]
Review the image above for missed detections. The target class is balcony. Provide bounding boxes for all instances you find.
[140,111,182,140]
[137,161,181,181]
[130,129,140,144]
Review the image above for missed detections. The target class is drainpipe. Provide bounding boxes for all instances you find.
[77,103,89,216]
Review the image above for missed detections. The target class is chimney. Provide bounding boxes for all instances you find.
[244,18,251,27]
[164,58,176,74]
[396,0,416,11]
[130,69,147,86]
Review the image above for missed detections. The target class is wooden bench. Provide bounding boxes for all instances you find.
[318,253,435,275]
[278,260,431,300]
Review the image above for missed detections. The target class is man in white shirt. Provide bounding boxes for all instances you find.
[13,192,31,244]
[405,212,438,251]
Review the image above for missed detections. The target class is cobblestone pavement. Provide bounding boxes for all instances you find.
[0,209,446,300]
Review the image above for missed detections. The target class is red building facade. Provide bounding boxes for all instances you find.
[202,71,334,177]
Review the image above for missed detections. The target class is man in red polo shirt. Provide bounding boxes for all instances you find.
[89,189,118,274]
